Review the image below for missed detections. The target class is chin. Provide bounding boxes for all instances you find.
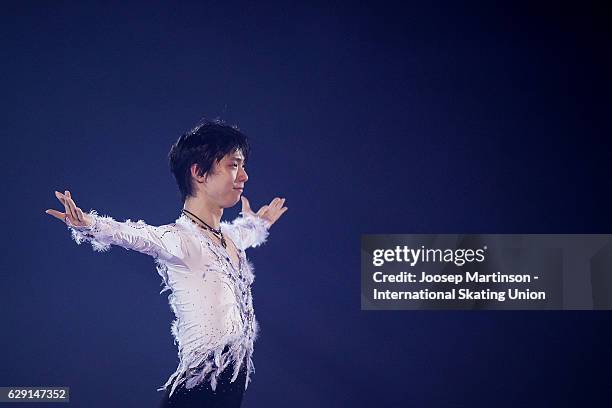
[222,197,241,208]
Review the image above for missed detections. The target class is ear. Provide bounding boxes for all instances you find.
[191,163,206,184]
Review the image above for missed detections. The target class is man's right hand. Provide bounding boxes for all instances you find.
[45,190,93,228]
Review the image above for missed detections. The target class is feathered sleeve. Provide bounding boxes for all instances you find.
[66,209,186,265]
[221,213,271,251]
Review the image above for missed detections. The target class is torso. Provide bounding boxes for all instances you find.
[162,214,259,397]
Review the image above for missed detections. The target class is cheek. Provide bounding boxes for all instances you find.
[223,173,237,188]
[206,178,227,193]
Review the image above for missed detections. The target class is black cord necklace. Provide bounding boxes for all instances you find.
[181,209,227,248]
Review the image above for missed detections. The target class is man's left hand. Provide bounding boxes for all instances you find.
[241,196,288,227]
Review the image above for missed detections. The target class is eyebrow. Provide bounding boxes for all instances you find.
[227,156,245,162]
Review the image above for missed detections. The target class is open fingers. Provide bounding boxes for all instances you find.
[64,191,82,222]
[276,206,288,219]
[240,196,256,217]
[270,204,288,221]
[270,198,285,211]
[45,208,67,221]
[55,191,71,220]
[261,197,288,225]
[75,207,85,223]
[63,191,78,221]
[256,205,269,217]
[55,191,76,222]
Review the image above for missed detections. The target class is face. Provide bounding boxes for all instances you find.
[200,149,248,208]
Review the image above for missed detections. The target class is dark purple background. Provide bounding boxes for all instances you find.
[3,1,611,407]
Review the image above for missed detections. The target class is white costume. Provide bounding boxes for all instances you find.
[67,209,270,397]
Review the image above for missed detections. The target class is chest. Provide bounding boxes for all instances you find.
[176,222,254,284]
[203,233,242,274]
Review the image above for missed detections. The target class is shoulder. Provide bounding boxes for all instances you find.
[220,220,243,249]
[159,222,196,239]
[172,215,202,238]
[156,223,181,237]
[170,216,211,250]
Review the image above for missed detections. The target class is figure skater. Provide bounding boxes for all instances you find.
[45,120,288,407]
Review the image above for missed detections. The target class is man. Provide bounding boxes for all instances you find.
[45,120,288,407]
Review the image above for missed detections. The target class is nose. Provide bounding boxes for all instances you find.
[238,167,248,183]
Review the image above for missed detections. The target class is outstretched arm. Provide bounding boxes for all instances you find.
[222,196,288,250]
[46,190,186,265]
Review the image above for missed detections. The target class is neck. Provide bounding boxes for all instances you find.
[183,196,223,230]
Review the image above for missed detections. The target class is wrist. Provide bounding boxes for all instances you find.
[241,212,272,229]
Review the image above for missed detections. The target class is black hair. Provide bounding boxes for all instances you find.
[168,119,250,203]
